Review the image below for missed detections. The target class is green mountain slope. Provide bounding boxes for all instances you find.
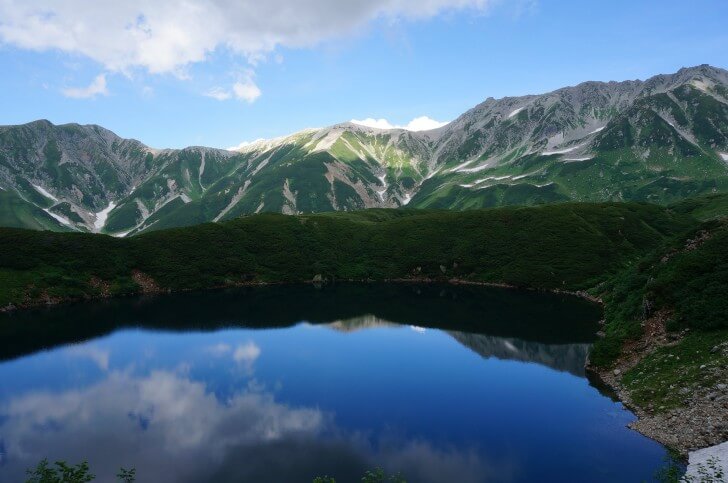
[415,66,728,208]
[0,189,70,231]
[1,65,727,234]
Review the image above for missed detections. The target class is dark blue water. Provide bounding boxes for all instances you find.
[0,284,669,482]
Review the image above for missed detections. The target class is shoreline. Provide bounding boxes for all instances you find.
[1,276,603,314]
[587,361,728,460]
[3,276,724,464]
[585,314,728,460]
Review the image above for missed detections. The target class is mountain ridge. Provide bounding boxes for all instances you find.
[1,64,727,235]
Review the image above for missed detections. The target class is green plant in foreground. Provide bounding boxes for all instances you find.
[25,460,135,483]
[362,468,407,483]
[116,468,136,483]
[314,467,407,483]
[26,460,94,483]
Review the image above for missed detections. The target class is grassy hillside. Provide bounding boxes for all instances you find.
[669,193,728,221]
[0,202,694,308]
[590,218,728,367]
[0,190,70,231]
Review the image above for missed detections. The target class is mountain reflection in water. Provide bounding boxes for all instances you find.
[0,284,669,482]
[326,315,591,376]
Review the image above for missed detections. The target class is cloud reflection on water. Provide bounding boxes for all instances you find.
[0,366,514,482]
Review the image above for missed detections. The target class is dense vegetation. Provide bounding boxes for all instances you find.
[586,211,728,416]
[0,202,693,308]
[589,218,728,367]
[26,459,135,483]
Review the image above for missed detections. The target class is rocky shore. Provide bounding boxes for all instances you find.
[587,312,728,458]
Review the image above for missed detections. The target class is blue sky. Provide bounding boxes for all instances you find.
[0,0,726,149]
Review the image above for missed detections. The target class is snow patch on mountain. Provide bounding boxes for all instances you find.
[44,209,72,227]
[214,181,251,222]
[449,159,477,173]
[376,173,388,200]
[513,170,541,180]
[425,167,442,180]
[542,143,586,156]
[507,107,525,119]
[563,156,594,162]
[198,152,206,188]
[459,175,511,188]
[93,202,116,231]
[458,163,494,174]
[33,184,58,202]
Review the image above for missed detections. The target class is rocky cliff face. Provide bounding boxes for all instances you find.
[1,65,727,234]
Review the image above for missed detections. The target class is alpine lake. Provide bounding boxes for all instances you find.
[0,284,673,482]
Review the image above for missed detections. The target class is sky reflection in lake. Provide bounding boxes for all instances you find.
[0,284,668,482]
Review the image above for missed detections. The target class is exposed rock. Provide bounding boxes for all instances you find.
[588,308,728,456]
[131,270,161,294]
[89,276,111,297]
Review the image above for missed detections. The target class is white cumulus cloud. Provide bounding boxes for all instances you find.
[232,79,262,103]
[233,342,261,365]
[351,116,449,131]
[61,74,109,99]
[0,0,499,75]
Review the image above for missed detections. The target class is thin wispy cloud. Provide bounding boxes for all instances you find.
[204,87,233,101]
[205,73,261,103]
[61,74,109,99]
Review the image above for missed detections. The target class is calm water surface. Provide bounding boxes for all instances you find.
[0,284,669,482]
